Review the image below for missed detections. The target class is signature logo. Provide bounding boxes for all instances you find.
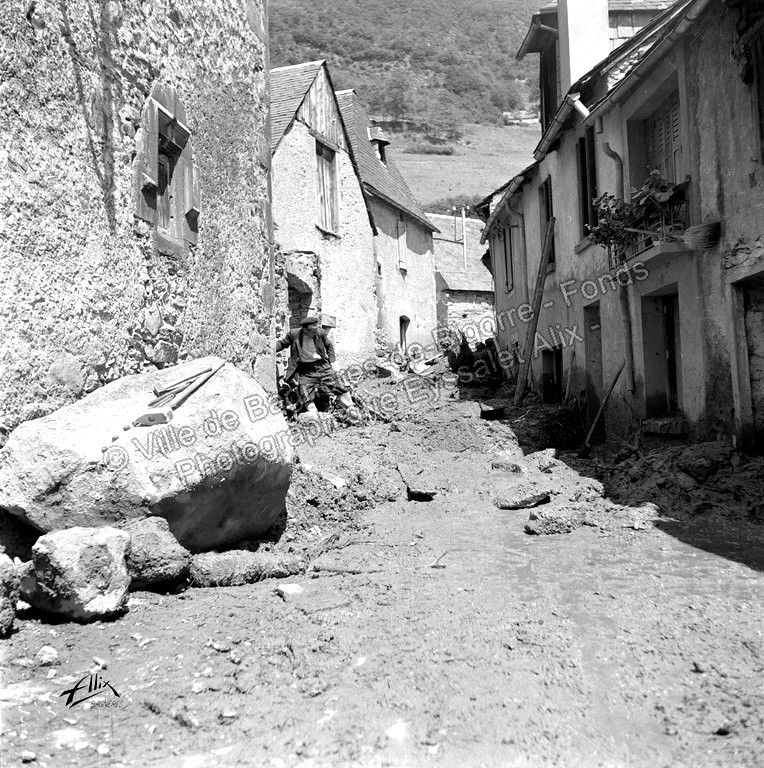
[60,674,121,708]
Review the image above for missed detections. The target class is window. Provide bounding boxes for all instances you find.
[646,91,682,182]
[135,85,199,245]
[397,215,407,270]
[539,176,556,264]
[501,226,514,293]
[577,127,598,236]
[315,139,339,233]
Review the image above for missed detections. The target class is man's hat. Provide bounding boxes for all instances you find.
[301,315,319,326]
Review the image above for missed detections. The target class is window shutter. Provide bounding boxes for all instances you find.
[647,92,681,180]
[135,98,158,224]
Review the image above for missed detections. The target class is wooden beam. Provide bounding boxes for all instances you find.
[513,216,555,407]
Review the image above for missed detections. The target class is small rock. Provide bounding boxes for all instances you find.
[491,457,526,473]
[122,517,190,590]
[397,463,438,501]
[21,751,36,763]
[692,660,707,674]
[21,527,130,621]
[35,645,59,666]
[525,503,588,535]
[191,680,205,694]
[494,480,552,510]
[96,744,110,756]
[218,709,239,723]
[674,471,698,491]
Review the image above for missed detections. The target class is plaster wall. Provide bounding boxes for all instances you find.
[373,199,436,348]
[0,0,273,440]
[685,7,764,440]
[271,119,376,368]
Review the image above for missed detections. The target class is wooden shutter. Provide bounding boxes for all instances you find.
[648,92,681,181]
[135,98,158,224]
[315,141,338,233]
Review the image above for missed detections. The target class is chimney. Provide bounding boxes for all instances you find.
[558,0,610,95]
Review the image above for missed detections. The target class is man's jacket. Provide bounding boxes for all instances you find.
[276,328,336,380]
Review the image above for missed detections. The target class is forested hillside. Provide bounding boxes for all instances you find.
[269,0,541,132]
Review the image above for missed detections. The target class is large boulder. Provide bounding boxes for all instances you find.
[0,553,20,636]
[0,357,293,552]
[21,527,130,621]
[123,517,190,589]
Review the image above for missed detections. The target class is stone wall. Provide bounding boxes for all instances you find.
[0,0,273,443]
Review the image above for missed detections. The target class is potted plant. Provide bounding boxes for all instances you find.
[587,171,686,262]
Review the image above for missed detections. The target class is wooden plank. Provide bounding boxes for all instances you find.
[513,216,556,407]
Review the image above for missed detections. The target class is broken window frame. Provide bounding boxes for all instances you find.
[539,176,556,265]
[135,86,200,247]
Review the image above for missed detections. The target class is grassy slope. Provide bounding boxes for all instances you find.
[394,123,541,209]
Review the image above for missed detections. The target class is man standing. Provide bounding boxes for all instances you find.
[276,316,358,420]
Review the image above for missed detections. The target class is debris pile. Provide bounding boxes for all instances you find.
[590,441,764,522]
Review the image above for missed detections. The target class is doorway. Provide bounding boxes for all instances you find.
[743,275,764,452]
[541,346,563,404]
[641,288,682,417]
[399,316,410,351]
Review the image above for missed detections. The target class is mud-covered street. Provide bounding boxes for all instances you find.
[2,378,763,768]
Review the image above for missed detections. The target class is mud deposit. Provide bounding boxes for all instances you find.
[2,379,763,767]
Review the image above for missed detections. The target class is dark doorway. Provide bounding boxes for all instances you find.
[541,346,563,404]
[642,289,682,417]
[399,315,410,351]
[743,275,764,453]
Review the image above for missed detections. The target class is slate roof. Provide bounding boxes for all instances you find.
[270,60,325,150]
[335,90,436,232]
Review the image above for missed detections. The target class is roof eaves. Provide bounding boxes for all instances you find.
[516,10,558,60]
[365,184,439,233]
[479,162,539,244]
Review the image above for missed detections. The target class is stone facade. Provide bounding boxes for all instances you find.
[0,0,273,443]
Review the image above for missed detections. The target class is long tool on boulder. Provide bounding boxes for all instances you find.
[576,359,625,459]
[130,361,226,427]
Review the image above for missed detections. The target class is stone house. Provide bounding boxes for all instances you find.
[478,0,764,450]
[427,212,494,342]
[336,90,439,351]
[0,0,274,439]
[269,61,377,369]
